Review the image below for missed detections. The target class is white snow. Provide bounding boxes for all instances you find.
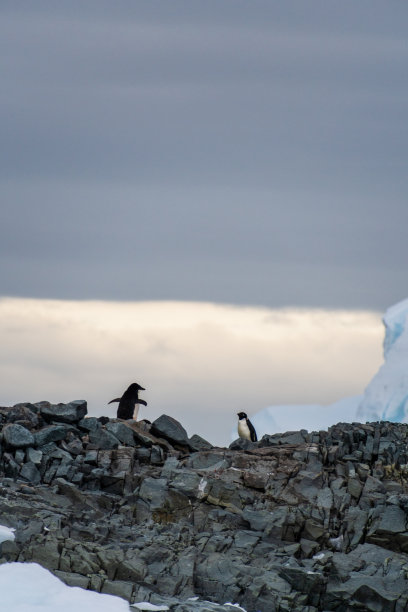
[0,524,15,544]
[0,562,130,612]
[197,477,208,498]
[312,553,326,560]
[131,604,169,611]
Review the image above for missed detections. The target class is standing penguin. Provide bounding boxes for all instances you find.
[237,412,257,442]
[109,382,147,420]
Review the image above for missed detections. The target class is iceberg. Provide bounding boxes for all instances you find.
[357,297,408,424]
[249,297,408,437]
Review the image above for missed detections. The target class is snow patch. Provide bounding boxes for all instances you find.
[0,525,15,544]
[131,604,169,611]
[198,477,208,498]
[0,562,129,612]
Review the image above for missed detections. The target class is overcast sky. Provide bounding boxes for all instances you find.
[1,1,407,309]
[1,3,407,440]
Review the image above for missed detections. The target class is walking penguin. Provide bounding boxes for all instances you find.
[109,382,147,420]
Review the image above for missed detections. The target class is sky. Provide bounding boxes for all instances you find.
[1,0,407,308]
[1,2,407,444]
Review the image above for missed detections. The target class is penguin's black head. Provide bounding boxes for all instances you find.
[237,412,247,420]
[128,382,145,392]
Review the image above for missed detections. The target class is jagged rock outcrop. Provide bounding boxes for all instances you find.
[0,400,408,611]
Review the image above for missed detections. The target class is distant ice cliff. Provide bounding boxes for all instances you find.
[357,297,408,424]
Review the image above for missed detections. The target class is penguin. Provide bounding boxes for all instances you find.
[237,412,257,442]
[109,382,147,420]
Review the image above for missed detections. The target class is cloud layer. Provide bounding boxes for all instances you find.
[0,298,383,445]
[1,2,407,308]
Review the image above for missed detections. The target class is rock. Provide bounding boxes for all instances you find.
[348,476,363,499]
[186,452,228,470]
[54,571,90,589]
[88,428,120,450]
[40,400,87,424]
[242,508,271,531]
[151,415,189,446]
[61,437,83,456]
[277,563,326,606]
[260,430,309,446]
[151,445,165,464]
[300,538,320,557]
[101,579,134,601]
[229,438,254,451]
[188,434,213,452]
[1,404,408,611]
[34,425,71,447]
[116,553,147,582]
[206,478,243,513]
[2,423,35,448]
[1,405,39,429]
[26,447,42,465]
[323,576,399,612]
[105,422,136,446]
[129,425,154,447]
[3,453,20,478]
[366,504,408,552]
[19,461,41,485]
[171,471,202,498]
[14,449,25,464]
[242,470,269,490]
[78,417,101,432]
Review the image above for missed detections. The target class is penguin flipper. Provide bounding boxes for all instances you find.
[137,399,147,406]
[108,397,122,404]
[248,420,258,442]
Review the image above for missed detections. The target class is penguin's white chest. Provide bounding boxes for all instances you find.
[238,419,251,441]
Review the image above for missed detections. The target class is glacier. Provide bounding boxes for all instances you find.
[249,297,408,437]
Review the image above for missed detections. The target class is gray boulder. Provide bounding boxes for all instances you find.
[20,461,41,485]
[105,422,136,446]
[188,434,213,452]
[34,425,70,447]
[229,438,254,451]
[151,415,189,446]
[2,404,39,429]
[40,400,87,424]
[89,428,120,450]
[2,423,35,448]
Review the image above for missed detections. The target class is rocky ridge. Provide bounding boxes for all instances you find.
[0,400,408,611]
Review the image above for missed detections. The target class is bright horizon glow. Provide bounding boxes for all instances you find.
[0,297,384,446]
